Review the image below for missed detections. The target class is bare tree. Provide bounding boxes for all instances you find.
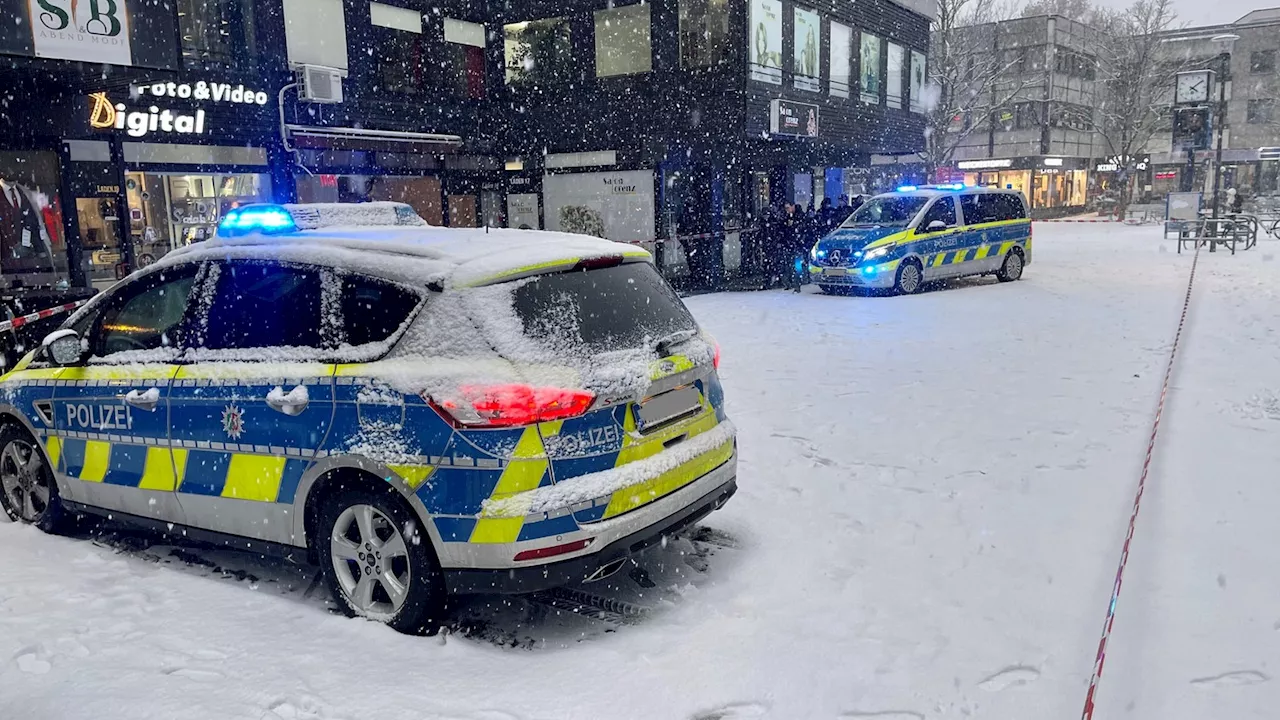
[919,0,1026,182]
[1092,0,1184,218]
[1021,0,1101,23]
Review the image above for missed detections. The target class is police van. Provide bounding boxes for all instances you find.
[0,203,736,634]
[809,185,1031,294]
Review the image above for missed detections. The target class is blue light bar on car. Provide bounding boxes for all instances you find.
[217,205,297,237]
[896,185,918,192]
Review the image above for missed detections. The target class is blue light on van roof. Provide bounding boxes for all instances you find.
[896,185,918,192]
[937,183,967,190]
[218,205,297,237]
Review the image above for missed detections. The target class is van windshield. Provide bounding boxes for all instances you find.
[843,196,930,228]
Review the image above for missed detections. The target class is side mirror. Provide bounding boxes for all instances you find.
[926,220,948,232]
[42,329,83,366]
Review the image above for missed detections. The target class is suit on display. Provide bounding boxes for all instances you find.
[0,178,55,273]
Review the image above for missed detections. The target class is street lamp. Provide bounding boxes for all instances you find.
[1209,33,1239,221]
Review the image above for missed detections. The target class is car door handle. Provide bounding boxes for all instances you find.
[266,385,309,416]
[123,388,160,412]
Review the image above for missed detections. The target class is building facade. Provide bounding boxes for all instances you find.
[1146,9,1280,205]
[945,15,1107,217]
[0,0,935,298]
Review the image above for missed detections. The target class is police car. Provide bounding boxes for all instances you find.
[0,203,736,634]
[809,185,1031,294]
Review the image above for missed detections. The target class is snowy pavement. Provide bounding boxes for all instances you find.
[2,224,1278,719]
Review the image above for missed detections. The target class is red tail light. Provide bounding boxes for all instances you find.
[513,538,593,562]
[713,342,721,369]
[430,384,595,427]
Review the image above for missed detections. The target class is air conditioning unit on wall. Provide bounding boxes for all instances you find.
[297,65,346,104]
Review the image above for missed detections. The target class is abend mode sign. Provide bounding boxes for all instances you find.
[6,0,180,69]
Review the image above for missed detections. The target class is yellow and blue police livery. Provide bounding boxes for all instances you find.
[809,184,1032,295]
[0,202,736,634]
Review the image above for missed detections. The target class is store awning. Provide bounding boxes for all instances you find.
[286,124,464,152]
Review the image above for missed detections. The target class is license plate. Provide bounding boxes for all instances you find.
[637,386,701,432]
[823,267,847,276]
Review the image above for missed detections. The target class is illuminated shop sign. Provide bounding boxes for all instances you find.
[88,80,270,139]
[956,158,1013,170]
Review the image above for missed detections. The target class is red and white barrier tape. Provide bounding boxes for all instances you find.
[1080,243,1201,719]
[0,300,88,334]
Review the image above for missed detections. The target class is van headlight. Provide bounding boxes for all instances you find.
[810,247,826,260]
[861,244,894,262]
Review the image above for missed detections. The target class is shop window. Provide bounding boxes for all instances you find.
[444,19,486,99]
[1250,50,1276,74]
[887,42,906,107]
[860,34,882,104]
[679,0,728,68]
[792,7,820,92]
[0,151,69,288]
[910,50,927,113]
[178,0,257,71]
[595,5,652,78]
[1247,99,1276,125]
[829,22,852,98]
[504,18,573,87]
[369,3,427,95]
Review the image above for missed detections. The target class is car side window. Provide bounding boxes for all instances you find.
[920,197,957,229]
[977,193,1026,223]
[337,274,422,347]
[960,194,981,225]
[92,265,199,358]
[198,261,323,351]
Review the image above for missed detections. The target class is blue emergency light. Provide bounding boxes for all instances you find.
[217,205,297,237]
[896,185,918,192]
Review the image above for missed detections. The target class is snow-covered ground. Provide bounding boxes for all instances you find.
[2,223,1277,719]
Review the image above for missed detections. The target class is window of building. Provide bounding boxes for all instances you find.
[829,22,852,97]
[1014,101,1041,129]
[444,19,486,99]
[1050,103,1093,131]
[748,0,783,84]
[860,33,881,104]
[909,50,926,113]
[595,4,652,77]
[505,18,573,86]
[1054,49,1095,80]
[1250,50,1276,74]
[1247,99,1276,124]
[679,0,729,68]
[368,2,426,95]
[0,151,68,287]
[793,7,820,92]
[178,0,258,71]
[370,2,421,32]
[886,42,904,109]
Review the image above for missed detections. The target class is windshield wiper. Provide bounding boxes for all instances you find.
[653,328,697,357]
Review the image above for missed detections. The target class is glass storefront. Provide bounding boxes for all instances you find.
[964,168,1087,211]
[79,171,271,288]
[0,150,70,290]
[297,175,446,226]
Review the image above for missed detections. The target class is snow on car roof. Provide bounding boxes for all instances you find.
[156,205,651,288]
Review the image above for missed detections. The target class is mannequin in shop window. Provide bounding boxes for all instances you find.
[0,176,55,280]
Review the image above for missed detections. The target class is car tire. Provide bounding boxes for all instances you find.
[996,249,1025,282]
[0,423,68,534]
[894,260,924,295]
[317,486,447,635]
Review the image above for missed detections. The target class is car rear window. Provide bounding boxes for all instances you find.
[512,262,696,353]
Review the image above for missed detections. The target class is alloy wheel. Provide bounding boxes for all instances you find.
[0,439,50,522]
[329,503,412,619]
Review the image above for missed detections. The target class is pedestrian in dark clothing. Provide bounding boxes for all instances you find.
[818,197,838,234]
[1231,188,1246,214]
[836,195,851,225]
